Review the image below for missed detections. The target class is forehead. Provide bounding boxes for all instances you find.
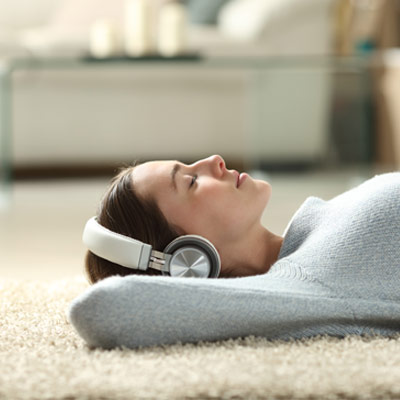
[132,160,175,196]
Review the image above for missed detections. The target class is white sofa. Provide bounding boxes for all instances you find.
[0,0,336,168]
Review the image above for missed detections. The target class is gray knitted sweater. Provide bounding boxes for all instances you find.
[68,172,400,349]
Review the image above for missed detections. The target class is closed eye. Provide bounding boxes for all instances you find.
[189,174,197,188]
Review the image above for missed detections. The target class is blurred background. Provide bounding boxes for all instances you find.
[1,0,400,280]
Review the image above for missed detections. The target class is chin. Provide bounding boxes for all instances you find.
[255,178,271,192]
[259,180,272,204]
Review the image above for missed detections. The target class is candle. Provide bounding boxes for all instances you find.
[89,19,119,58]
[124,0,153,56]
[158,1,187,57]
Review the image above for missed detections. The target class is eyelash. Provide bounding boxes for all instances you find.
[189,174,198,188]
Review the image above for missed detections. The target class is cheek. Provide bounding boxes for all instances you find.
[194,188,239,226]
[196,185,235,210]
[160,196,205,235]
[160,184,242,234]
[157,194,184,228]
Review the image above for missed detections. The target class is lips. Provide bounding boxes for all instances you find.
[231,169,246,188]
[237,172,248,188]
[233,170,240,187]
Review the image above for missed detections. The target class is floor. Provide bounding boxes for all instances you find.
[0,163,393,281]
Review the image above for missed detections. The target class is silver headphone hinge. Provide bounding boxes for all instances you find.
[149,250,171,273]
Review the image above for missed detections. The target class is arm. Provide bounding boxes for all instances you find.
[68,273,357,349]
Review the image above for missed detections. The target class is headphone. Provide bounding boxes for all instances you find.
[82,217,221,278]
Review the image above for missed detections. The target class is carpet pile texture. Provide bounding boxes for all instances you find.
[1,277,400,400]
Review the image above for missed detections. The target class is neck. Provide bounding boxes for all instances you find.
[220,225,284,278]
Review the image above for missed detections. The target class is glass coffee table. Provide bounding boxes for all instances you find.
[0,54,372,207]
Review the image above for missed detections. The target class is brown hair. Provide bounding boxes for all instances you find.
[85,162,182,284]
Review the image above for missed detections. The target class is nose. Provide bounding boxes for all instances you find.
[192,154,226,177]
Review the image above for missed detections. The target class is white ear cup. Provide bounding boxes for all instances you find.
[163,235,221,278]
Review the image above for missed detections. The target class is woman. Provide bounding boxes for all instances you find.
[71,154,400,350]
[86,154,284,282]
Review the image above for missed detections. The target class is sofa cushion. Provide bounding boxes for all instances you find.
[184,0,230,25]
[218,0,335,53]
[0,0,63,33]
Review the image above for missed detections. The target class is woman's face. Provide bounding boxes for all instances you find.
[132,155,271,247]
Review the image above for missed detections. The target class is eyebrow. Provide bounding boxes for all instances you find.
[171,163,181,192]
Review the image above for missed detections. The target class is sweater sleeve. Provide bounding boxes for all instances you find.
[68,272,359,349]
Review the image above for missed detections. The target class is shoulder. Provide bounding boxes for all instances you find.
[358,171,400,199]
[363,171,400,187]
[329,172,400,205]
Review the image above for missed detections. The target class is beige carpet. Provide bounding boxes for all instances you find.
[2,277,400,400]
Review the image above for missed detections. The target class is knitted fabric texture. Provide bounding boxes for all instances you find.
[69,172,400,349]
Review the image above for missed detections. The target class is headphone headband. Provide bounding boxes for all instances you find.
[82,216,221,278]
[83,217,152,270]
